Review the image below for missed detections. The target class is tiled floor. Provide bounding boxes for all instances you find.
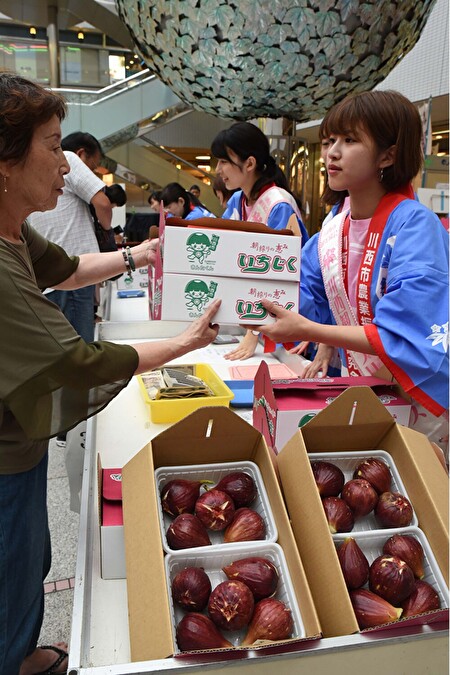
[39,439,80,646]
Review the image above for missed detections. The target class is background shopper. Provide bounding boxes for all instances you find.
[161,181,215,219]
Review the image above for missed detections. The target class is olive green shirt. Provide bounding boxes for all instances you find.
[0,222,139,473]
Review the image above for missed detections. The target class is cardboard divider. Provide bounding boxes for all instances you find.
[122,443,175,661]
[122,407,321,664]
[276,386,449,638]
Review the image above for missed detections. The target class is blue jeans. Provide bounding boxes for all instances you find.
[47,285,95,342]
[0,453,51,675]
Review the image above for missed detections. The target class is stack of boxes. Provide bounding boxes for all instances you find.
[151,215,301,324]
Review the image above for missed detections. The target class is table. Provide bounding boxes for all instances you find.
[68,319,448,674]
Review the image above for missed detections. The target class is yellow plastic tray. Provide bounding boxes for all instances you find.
[137,363,234,424]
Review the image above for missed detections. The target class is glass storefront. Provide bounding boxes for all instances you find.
[0,36,132,88]
[0,39,49,83]
[60,45,110,87]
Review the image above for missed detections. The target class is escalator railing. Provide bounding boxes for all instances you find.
[55,69,182,141]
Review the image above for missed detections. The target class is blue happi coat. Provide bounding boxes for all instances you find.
[300,198,449,415]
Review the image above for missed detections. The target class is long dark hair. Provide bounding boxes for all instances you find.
[211,122,290,202]
[320,90,423,204]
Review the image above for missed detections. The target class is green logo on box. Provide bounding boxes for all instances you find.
[186,232,219,264]
[185,279,218,315]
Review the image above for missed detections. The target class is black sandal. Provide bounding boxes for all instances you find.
[34,645,68,675]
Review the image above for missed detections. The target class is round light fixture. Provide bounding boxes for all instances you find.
[116,0,436,121]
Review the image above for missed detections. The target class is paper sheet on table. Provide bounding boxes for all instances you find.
[229,363,299,380]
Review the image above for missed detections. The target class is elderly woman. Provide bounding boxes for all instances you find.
[0,73,220,675]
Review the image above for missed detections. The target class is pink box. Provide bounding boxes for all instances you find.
[253,361,411,453]
[99,464,126,579]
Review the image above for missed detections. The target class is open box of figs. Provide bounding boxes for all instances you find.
[165,543,305,654]
[155,462,307,652]
[308,451,449,628]
[276,386,449,638]
[122,407,321,664]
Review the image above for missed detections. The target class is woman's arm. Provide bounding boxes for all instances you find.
[54,239,158,290]
[247,299,376,355]
[223,330,259,361]
[131,299,221,374]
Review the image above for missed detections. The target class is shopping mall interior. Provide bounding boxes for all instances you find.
[0,0,448,233]
[0,3,448,673]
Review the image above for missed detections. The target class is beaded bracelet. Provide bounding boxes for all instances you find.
[121,248,133,281]
[126,246,136,272]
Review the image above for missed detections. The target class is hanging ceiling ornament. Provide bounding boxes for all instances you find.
[116,0,436,121]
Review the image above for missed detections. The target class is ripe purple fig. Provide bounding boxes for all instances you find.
[322,497,354,533]
[214,471,257,507]
[224,508,266,543]
[161,479,212,516]
[241,598,293,646]
[176,613,233,651]
[350,588,403,629]
[195,489,235,531]
[337,537,369,590]
[375,491,413,528]
[171,567,212,612]
[341,479,378,517]
[166,513,211,550]
[311,460,345,497]
[208,580,254,631]
[401,579,441,617]
[382,534,425,579]
[369,555,416,604]
[353,458,392,494]
[223,556,279,600]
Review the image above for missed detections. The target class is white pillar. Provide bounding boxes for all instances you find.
[47,3,59,88]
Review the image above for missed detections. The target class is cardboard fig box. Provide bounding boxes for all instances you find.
[276,386,449,638]
[153,271,300,325]
[122,407,321,663]
[254,361,412,453]
[162,224,301,281]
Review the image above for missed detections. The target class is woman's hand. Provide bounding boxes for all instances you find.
[224,330,259,361]
[288,341,310,356]
[131,238,159,268]
[133,299,222,375]
[246,299,311,343]
[302,344,336,378]
[177,299,221,351]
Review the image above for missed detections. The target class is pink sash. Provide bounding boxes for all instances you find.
[319,188,414,375]
[246,186,302,223]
